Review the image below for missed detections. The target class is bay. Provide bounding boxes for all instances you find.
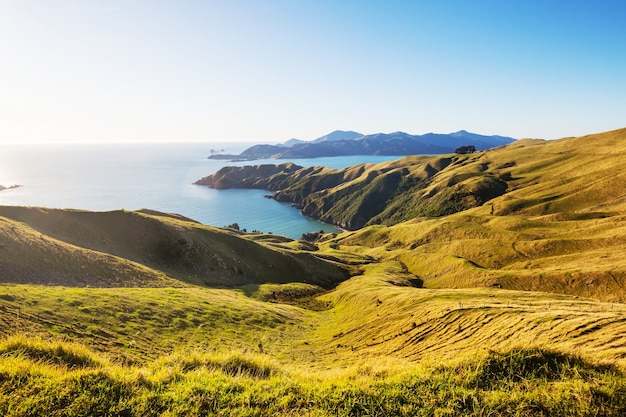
[0,142,405,239]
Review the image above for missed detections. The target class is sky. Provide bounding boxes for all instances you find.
[1,0,625,144]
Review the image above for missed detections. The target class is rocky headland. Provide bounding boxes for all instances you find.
[195,155,510,230]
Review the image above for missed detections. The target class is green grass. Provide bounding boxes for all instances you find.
[0,285,311,363]
[4,270,626,370]
[0,340,624,416]
[1,270,626,415]
[0,336,107,369]
[2,129,626,414]
[0,207,350,288]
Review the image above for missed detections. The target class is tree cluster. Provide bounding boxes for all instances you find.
[455,145,476,154]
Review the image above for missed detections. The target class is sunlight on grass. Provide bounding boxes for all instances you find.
[0,340,624,416]
[2,129,626,414]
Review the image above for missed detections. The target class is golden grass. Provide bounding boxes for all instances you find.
[310,265,626,368]
[0,206,350,288]
[0,284,311,363]
[1,304,625,416]
[1,128,626,414]
[335,205,626,302]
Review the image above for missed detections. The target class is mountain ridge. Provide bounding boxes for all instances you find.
[208,129,516,160]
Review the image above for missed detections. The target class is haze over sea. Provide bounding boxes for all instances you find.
[0,142,404,239]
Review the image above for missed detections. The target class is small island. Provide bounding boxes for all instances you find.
[0,184,22,191]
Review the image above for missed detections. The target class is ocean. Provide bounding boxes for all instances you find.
[0,142,405,239]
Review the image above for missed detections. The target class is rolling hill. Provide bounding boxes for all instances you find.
[198,128,626,230]
[2,128,626,415]
[196,128,626,302]
[0,206,350,288]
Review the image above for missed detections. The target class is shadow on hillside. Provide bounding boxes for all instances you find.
[237,283,333,311]
[470,347,623,390]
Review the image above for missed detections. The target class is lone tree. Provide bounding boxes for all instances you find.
[455,145,476,154]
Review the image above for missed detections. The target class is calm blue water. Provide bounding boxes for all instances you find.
[0,142,405,239]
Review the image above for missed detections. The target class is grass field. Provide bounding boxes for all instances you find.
[2,337,624,416]
[2,275,626,416]
[2,128,626,415]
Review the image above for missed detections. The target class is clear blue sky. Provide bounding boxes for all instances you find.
[1,0,625,143]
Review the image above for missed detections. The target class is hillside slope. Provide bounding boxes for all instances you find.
[197,128,626,301]
[197,128,626,231]
[324,128,626,301]
[2,129,626,415]
[0,206,350,288]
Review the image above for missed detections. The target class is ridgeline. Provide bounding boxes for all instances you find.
[207,129,515,160]
[2,128,626,415]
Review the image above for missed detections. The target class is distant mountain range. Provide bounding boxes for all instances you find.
[208,130,516,160]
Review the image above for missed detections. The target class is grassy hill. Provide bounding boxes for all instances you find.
[328,129,626,303]
[0,206,350,288]
[196,128,626,302]
[2,272,626,415]
[197,127,626,230]
[2,128,626,415]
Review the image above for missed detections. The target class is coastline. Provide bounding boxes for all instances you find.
[0,142,390,239]
[268,192,348,235]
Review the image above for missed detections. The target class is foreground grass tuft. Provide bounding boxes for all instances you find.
[469,347,620,389]
[151,350,279,379]
[0,335,106,369]
[0,340,624,416]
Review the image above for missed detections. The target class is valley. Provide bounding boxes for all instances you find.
[2,128,626,415]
